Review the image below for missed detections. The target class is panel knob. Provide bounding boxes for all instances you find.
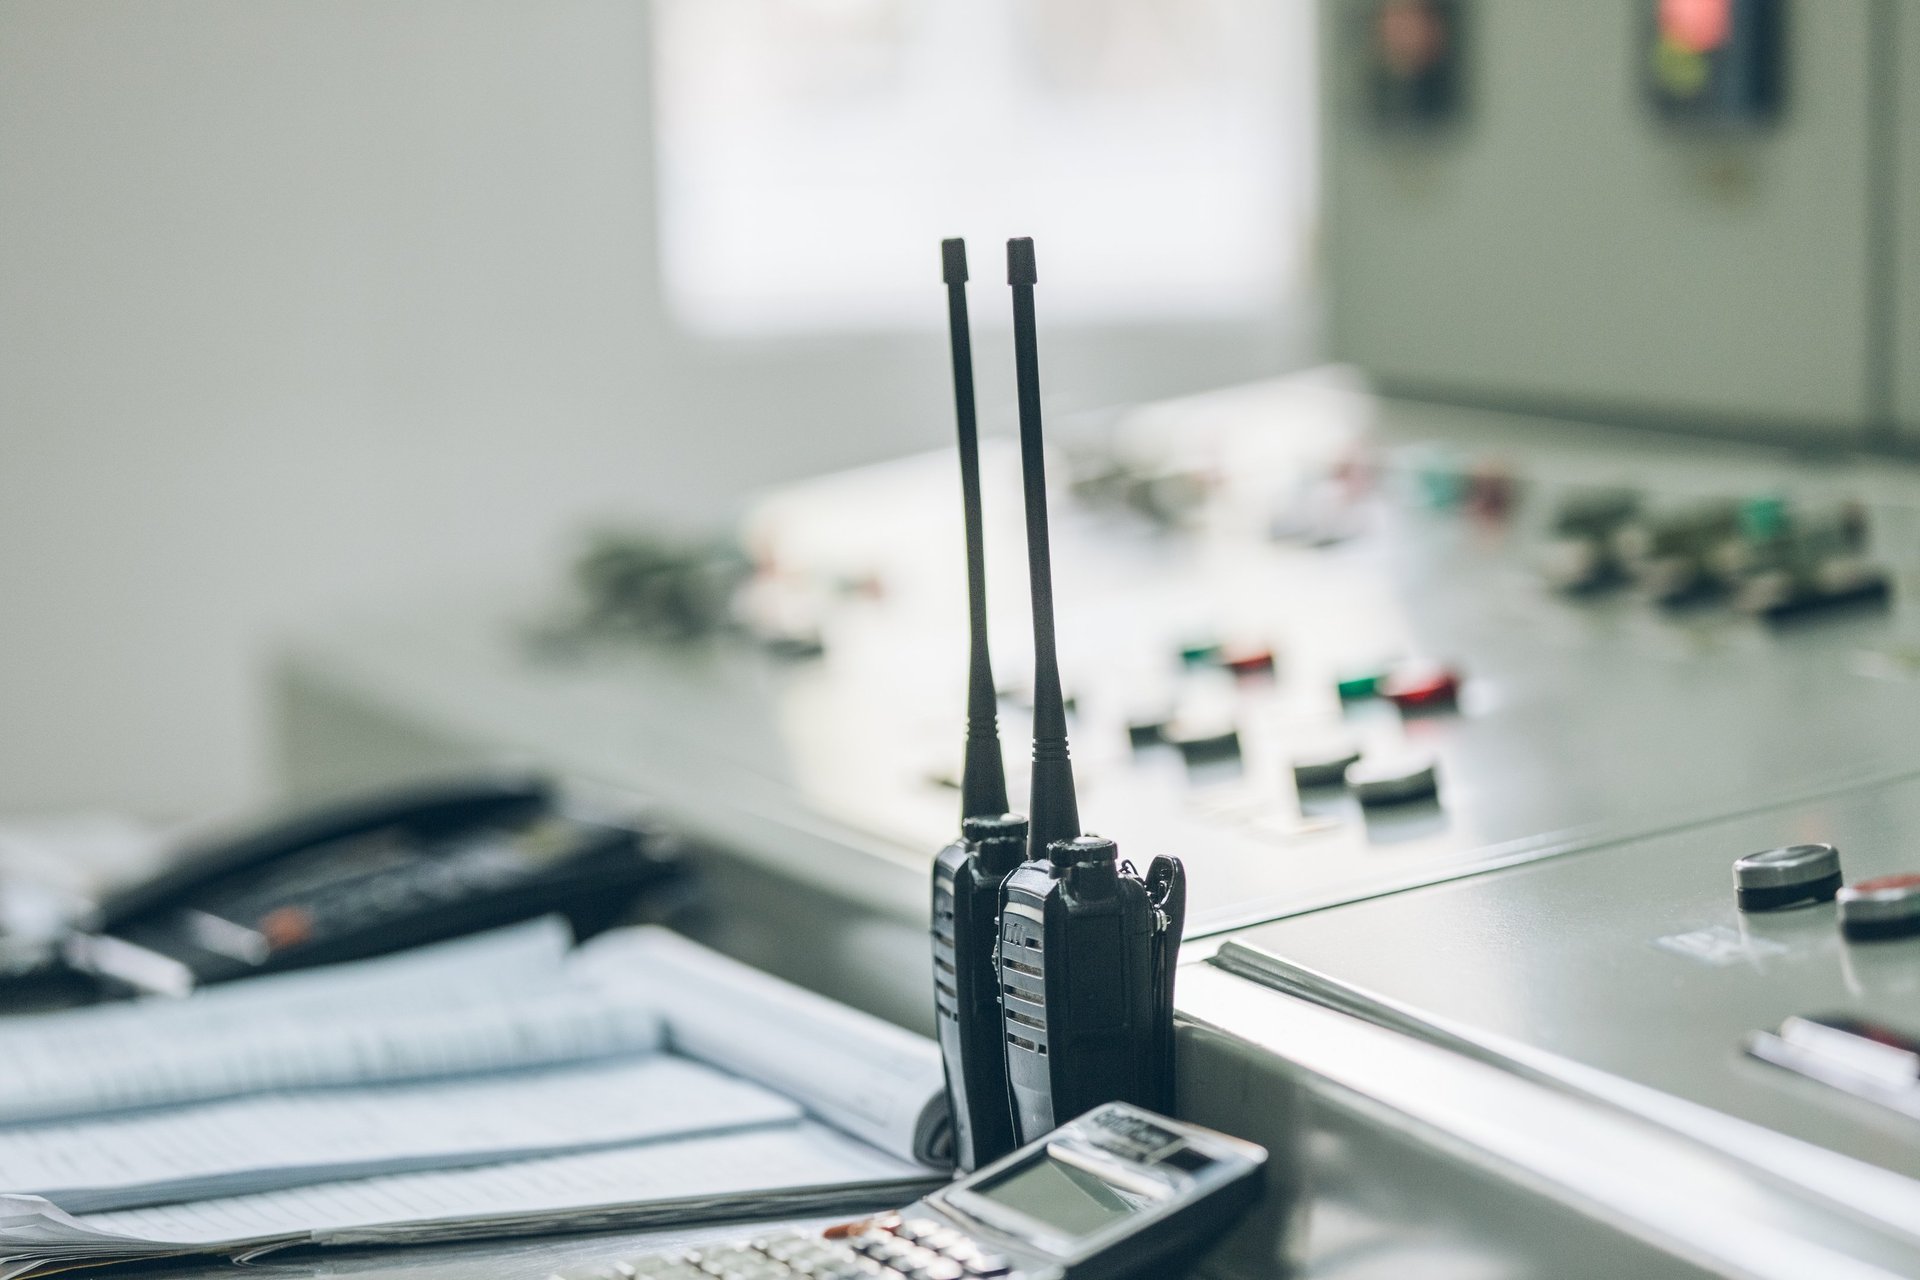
[1732,844,1842,912]
[1346,751,1440,806]
[1837,873,1920,942]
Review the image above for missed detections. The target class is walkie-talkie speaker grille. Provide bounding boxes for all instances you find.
[1000,912,1049,1057]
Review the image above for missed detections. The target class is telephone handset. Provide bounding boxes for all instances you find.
[57,773,684,998]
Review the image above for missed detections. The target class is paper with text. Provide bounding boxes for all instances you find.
[573,928,951,1167]
[0,921,671,1124]
[63,1123,925,1248]
[0,1055,797,1213]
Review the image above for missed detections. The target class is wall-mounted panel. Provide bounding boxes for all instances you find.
[1322,0,1876,437]
[1895,0,1920,436]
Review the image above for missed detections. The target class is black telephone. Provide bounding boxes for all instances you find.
[49,773,685,999]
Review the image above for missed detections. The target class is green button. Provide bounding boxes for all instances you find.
[1739,494,1789,543]
[1180,642,1223,667]
[1337,670,1384,700]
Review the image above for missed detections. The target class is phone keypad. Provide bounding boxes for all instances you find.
[548,1216,1017,1280]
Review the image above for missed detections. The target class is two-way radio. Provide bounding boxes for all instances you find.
[995,237,1188,1146]
[931,238,1024,1172]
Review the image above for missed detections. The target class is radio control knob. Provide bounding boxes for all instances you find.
[1055,835,1118,865]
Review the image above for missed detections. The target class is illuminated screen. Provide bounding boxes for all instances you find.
[973,1154,1160,1240]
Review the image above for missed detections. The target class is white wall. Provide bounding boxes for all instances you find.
[0,0,1303,819]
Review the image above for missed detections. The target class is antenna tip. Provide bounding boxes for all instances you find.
[941,238,968,284]
[1007,237,1037,286]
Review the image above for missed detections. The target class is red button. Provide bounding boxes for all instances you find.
[1851,873,1920,894]
[1380,664,1460,711]
[1223,649,1275,678]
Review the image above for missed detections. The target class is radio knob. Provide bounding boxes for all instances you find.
[1056,835,1118,865]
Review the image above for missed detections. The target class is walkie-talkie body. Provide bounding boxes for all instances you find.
[931,237,1020,1172]
[933,814,1027,1171]
[999,837,1187,1145]
[996,235,1189,1146]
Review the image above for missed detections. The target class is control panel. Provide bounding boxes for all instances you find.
[523,371,1920,941]
[1216,765,1920,1186]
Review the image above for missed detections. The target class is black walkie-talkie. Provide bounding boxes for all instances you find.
[996,236,1188,1146]
[931,237,1024,1173]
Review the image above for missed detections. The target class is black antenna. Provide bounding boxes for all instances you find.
[944,239,1009,823]
[1007,237,1079,861]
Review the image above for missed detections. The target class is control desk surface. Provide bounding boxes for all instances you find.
[1219,766,1920,1188]
[285,372,1920,940]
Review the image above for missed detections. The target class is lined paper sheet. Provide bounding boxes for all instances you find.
[574,928,951,1165]
[0,925,953,1276]
[75,1123,930,1246]
[0,921,670,1124]
[0,1056,799,1213]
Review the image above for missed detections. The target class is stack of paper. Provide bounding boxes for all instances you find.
[0,920,951,1278]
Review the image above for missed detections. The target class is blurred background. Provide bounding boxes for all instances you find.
[0,0,1315,821]
[1,0,1915,823]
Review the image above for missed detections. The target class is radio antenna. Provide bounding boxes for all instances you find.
[1007,237,1079,861]
[943,239,1009,823]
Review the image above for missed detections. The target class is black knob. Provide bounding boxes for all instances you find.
[1053,835,1117,865]
[1054,835,1118,897]
[964,813,1030,875]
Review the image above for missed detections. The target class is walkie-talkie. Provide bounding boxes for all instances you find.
[931,237,1023,1172]
[997,236,1188,1146]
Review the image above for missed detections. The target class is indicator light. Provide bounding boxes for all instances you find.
[1646,0,1781,125]
[1364,0,1466,130]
